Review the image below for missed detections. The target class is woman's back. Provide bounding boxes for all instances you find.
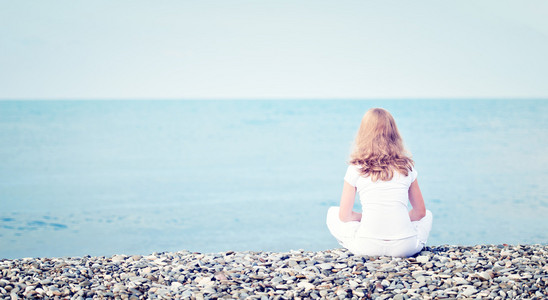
[344,164,418,240]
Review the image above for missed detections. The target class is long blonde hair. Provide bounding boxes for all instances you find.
[349,108,413,181]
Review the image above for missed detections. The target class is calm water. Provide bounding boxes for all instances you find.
[0,100,546,259]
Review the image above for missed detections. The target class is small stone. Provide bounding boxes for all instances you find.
[297,281,314,290]
[454,277,468,285]
[348,280,359,289]
[375,282,384,291]
[214,271,228,281]
[508,274,521,281]
[171,282,183,290]
[181,290,192,298]
[461,286,477,297]
[317,263,332,270]
[111,255,126,262]
[477,270,494,281]
[334,263,347,269]
[80,280,91,287]
[131,255,142,261]
[354,289,364,297]
[416,256,429,263]
[129,276,148,285]
[272,277,283,284]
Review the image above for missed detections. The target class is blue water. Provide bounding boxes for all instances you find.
[0,100,547,259]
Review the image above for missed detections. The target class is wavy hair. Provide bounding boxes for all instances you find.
[349,108,414,181]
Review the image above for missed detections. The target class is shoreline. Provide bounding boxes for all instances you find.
[1,245,546,299]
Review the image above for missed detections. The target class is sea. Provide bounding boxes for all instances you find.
[0,100,546,259]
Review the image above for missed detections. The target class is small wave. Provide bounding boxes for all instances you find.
[49,223,68,230]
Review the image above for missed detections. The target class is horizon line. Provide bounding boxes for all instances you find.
[1,97,546,101]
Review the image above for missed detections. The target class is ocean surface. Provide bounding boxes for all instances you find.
[0,100,546,259]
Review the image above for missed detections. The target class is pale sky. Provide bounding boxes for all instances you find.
[1,0,547,100]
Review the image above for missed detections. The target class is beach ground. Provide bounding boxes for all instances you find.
[1,245,546,299]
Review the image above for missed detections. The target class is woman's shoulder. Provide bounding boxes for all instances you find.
[390,166,417,181]
[347,163,366,175]
[344,163,365,186]
[407,166,418,182]
[347,163,363,170]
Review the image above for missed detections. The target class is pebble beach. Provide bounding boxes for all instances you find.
[1,245,547,299]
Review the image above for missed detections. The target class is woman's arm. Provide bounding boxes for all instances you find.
[408,179,426,221]
[339,181,362,222]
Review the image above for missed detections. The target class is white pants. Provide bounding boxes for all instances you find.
[326,207,433,257]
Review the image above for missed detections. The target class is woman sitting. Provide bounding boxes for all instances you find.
[327,108,433,257]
